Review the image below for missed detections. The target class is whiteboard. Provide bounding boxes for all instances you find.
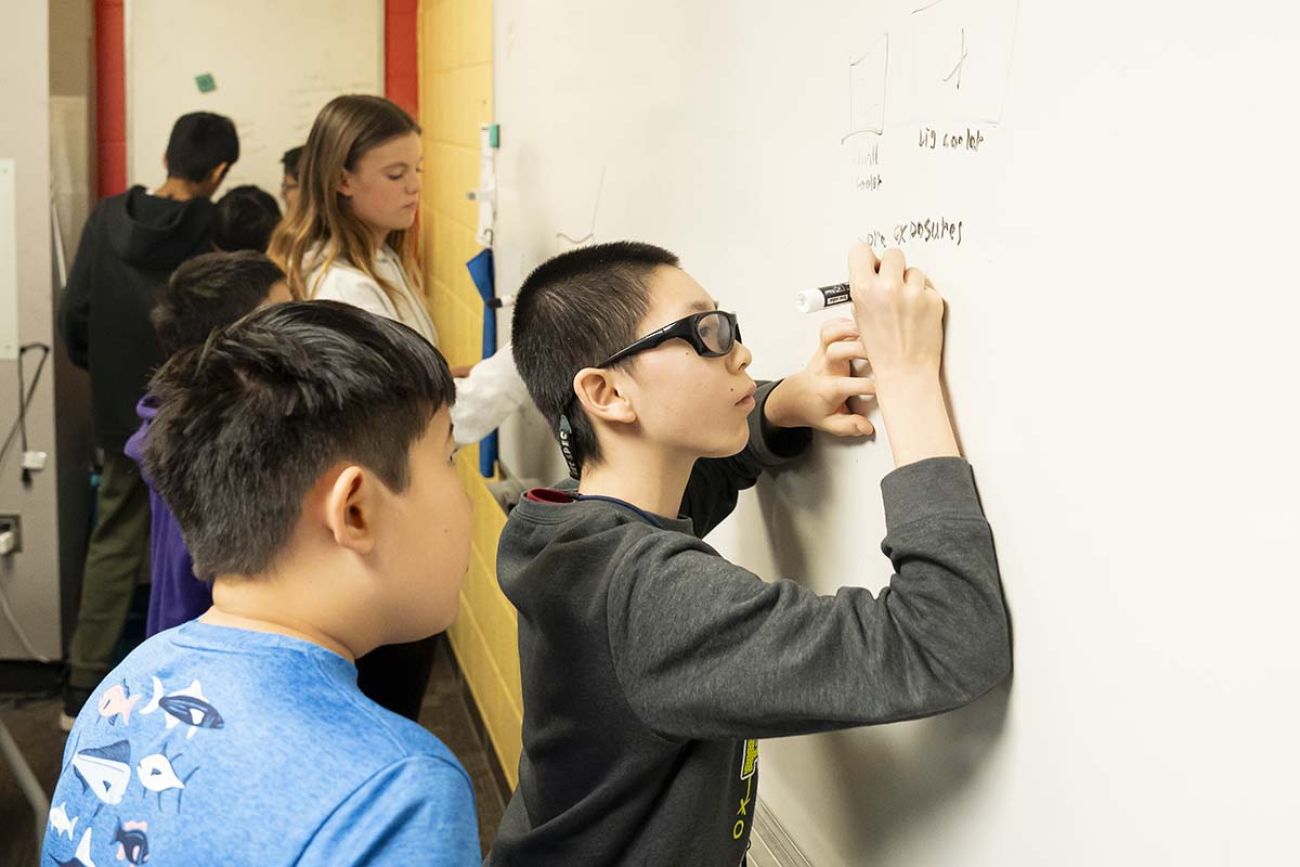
[127,0,383,200]
[493,1,1300,863]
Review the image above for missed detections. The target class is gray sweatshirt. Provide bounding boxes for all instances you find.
[488,381,1011,866]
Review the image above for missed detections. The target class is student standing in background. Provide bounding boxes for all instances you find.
[58,111,239,730]
[280,144,304,213]
[212,184,282,252]
[127,251,291,637]
[271,96,438,346]
[270,94,530,720]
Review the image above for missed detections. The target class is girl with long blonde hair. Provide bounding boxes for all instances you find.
[270,94,530,721]
[270,94,436,341]
[272,94,528,444]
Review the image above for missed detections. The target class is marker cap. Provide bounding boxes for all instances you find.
[796,289,827,314]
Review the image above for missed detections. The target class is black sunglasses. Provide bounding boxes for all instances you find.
[556,310,744,479]
[597,310,742,368]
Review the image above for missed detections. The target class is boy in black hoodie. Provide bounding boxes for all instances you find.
[58,111,238,728]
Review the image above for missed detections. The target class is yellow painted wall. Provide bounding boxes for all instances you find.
[418,0,523,787]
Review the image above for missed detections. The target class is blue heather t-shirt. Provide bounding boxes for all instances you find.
[42,621,479,866]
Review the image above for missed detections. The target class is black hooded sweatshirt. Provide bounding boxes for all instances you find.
[60,186,214,450]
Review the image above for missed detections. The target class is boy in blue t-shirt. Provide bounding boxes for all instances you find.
[44,302,480,865]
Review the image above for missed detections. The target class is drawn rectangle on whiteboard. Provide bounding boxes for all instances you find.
[911,0,1019,124]
[847,35,889,139]
[0,159,18,360]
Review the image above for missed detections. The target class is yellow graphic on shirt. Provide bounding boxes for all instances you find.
[732,739,760,840]
[740,739,759,780]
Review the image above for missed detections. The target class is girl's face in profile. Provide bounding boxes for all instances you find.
[338,131,422,242]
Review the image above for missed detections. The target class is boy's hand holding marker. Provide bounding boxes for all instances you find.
[771,242,960,459]
[764,317,876,437]
[848,243,960,467]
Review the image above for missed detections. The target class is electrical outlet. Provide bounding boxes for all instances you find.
[0,514,20,554]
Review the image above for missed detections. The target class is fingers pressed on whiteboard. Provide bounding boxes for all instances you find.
[903,266,928,294]
[879,249,907,285]
[822,411,874,438]
[848,242,880,278]
[819,318,860,346]
[825,340,868,365]
[829,375,875,399]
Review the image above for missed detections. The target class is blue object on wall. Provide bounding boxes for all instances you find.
[466,248,498,478]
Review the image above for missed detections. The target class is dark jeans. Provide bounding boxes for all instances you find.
[67,449,151,692]
[356,634,439,721]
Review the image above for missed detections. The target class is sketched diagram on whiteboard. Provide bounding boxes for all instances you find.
[844,35,889,142]
[910,0,1020,124]
[555,165,606,253]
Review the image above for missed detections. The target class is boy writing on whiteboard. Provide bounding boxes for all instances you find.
[488,242,1011,865]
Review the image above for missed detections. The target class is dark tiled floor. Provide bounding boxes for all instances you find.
[0,635,507,865]
[0,689,63,867]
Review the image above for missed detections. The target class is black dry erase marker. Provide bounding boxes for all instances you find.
[795,282,851,313]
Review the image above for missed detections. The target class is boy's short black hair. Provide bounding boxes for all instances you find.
[512,241,680,471]
[145,301,455,579]
[151,251,285,357]
[213,185,282,252]
[281,145,305,179]
[165,112,240,183]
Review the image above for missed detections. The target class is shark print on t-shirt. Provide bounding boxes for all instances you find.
[43,621,479,866]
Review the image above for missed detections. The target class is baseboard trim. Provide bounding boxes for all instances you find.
[749,798,815,867]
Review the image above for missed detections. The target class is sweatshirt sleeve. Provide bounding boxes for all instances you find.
[59,204,99,369]
[607,457,1011,741]
[678,379,813,538]
[450,344,531,445]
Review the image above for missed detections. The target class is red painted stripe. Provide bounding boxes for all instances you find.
[95,0,127,198]
[385,0,420,117]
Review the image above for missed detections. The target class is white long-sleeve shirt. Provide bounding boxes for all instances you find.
[309,246,438,344]
[306,247,530,445]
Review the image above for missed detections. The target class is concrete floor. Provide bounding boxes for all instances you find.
[0,636,507,865]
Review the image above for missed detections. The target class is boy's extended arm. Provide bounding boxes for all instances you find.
[677,379,812,538]
[609,456,1010,741]
[450,343,531,446]
[848,244,959,468]
[59,204,99,369]
[624,246,1003,739]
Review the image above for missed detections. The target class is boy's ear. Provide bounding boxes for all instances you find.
[264,280,294,305]
[573,367,636,426]
[204,162,230,191]
[322,465,376,555]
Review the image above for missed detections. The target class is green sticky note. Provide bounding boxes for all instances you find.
[195,73,216,93]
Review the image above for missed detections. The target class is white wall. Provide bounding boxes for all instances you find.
[493,1,1300,863]
[126,0,384,200]
[0,0,80,662]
